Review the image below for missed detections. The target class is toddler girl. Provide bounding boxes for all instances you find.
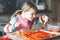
[4,2,38,33]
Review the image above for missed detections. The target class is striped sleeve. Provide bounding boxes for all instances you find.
[4,17,17,33]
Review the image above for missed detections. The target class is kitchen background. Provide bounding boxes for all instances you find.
[0,0,60,36]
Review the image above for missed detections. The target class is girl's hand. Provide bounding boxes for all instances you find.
[15,31,20,34]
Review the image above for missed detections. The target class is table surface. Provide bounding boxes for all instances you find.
[45,36,60,40]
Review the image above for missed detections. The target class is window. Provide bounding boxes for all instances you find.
[0,0,16,15]
[33,0,48,10]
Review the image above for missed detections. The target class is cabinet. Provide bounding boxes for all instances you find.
[50,0,60,23]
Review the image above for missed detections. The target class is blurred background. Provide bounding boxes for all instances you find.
[0,0,60,36]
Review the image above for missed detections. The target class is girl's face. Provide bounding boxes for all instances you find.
[24,8,36,21]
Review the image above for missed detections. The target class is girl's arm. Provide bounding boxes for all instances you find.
[4,17,17,33]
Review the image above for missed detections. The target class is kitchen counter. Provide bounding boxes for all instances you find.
[45,36,60,40]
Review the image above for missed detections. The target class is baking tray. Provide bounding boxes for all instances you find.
[7,33,24,40]
[7,30,60,40]
[40,30,60,36]
[40,30,60,40]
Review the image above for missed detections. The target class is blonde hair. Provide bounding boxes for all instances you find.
[11,2,38,18]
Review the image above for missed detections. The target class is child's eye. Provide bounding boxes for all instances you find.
[31,14,35,16]
[31,13,36,17]
[31,13,36,16]
[31,14,33,15]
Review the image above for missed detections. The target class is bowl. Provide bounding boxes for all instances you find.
[47,23,60,32]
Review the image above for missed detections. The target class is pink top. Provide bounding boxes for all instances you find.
[14,14,32,32]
